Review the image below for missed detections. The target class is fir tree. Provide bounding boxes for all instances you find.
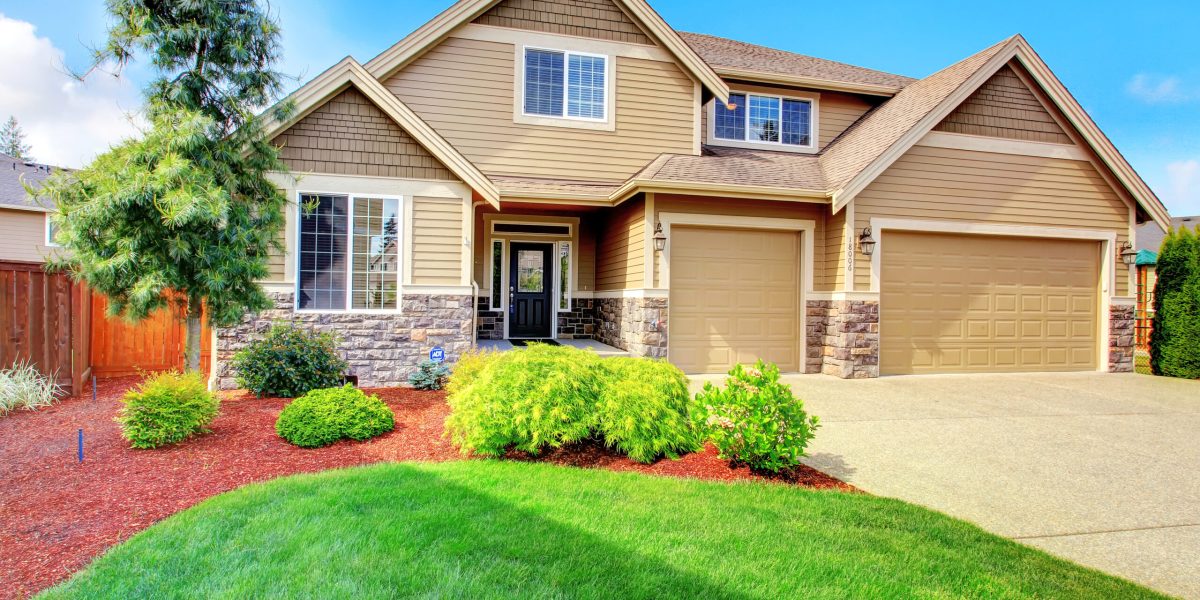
[1150,225,1200,378]
[41,0,291,372]
[1,116,33,159]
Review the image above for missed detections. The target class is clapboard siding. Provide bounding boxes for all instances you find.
[853,144,1130,295]
[386,37,695,182]
[704,86,876,151]
[273,88,458,180]
[934,64,1072,144]
[473,0,652,44]
[411,197,464,285]
[825,208,845,291]
[596,198,645,290]
[0,209,53,264]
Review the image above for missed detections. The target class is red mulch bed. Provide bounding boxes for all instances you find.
[0,377,851,599]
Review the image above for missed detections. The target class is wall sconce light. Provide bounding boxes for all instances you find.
[1120,240,1137,266]
[858,226,876,256]
[653,222,667,252]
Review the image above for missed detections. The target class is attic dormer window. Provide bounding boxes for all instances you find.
[522,47,608,122]
[712,92,817,151]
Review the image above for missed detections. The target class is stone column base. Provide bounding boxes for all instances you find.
[1109,303,1135,373]
[808,299,880,379]
[594,296,668,358]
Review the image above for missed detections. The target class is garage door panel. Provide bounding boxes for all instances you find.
[671,226,800,373]
[882,232,1098,375]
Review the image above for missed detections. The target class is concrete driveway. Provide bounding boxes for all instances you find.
[690,371,1200,598]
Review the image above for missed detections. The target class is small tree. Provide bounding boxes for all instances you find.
[41,0,290,373]
[1150,225,1200,378]
[1,116,33,160]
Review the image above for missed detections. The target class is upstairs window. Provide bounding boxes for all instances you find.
[714,92,814,148]
[523,48,608,121]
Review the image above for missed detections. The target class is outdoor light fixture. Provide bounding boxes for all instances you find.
[1120,240,1137,266]
[653,222,667,252]
[858,226,876,256]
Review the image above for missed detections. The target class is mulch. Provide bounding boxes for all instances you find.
[0,377,852,599]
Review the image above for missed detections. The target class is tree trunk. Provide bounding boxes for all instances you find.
[183,296,203,373]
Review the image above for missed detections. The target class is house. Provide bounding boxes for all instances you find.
[213,0,1171,388]
[1133,215,1197,350]
[0,153,63,263]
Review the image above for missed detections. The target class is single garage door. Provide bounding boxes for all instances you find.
[881,231,1099,375]
[670,226,800,373]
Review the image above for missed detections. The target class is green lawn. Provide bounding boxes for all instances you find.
[43,462,1162,599]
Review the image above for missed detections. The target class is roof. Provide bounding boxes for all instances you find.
[1137,215,1198,253]
[492,176,619,201]
[634,146,825,191]
[1135,249,1158,267]
[0,153,65,212]
[678,32,914,94]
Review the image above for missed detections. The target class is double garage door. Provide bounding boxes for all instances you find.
[880,232,1100,375]
[668,227,1100,376]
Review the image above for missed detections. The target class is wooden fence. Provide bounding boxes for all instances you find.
[90,293,211,377]
[0,261,91,394]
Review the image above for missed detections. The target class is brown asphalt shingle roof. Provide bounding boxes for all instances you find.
[633,146,825,191]
[819,37,1014,192]
[492,176,620,199]
[678,32,915,91]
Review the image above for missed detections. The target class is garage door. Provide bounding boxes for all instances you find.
[670,226,800,373]
[881,231,1099,375]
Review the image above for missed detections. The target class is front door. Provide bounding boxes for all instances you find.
[509,242,553,338]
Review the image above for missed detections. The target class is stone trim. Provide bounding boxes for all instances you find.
[475,296,505,340]
[214,292,473,390]
[1108,303,1135,373]
[594,296,667,358]
[557,298,596,339]
[809,299,880,379]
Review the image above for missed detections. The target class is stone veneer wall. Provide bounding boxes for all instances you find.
[593,296,668,358]
[808,299,880,379]
[557,298,595,339]
[214,292,473,390]
[475,296,505,340]
[1108,303,1135,373]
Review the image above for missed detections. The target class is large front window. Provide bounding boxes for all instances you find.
[524,48,607,121]
[714,93,814,148]
[298,193,401,311]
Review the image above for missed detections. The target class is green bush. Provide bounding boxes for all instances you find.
[1151,225,1200,378]
[445,344,601,457]
[595,357,701,463]
[692,361,819,473]
[275,385,394,448]
[118,371,220,449]
[445,349,500,396]
[232,323,348,397]
[0,360,63,416]
[408,359,451,390]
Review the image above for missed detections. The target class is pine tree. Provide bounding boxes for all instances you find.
[1150,225,1200,378]
[41,0,291,373]
[1,116,33,159]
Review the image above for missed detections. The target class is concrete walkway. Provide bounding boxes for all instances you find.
[689,371,1200,598]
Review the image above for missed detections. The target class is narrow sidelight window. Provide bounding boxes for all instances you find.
[491,239,503,308]
[557,241,571,310]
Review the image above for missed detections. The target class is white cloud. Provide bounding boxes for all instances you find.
[0,14,142,168]
[1126,73,1192,104]
[1164,159,1200,216]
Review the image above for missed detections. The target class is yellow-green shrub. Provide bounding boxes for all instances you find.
[595,357,700,463]
[118,371,219,449]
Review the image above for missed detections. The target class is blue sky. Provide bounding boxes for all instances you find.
[2,0,1198,215]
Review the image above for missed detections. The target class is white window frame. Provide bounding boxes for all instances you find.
[489,238,504,309]
[708,90,820,154]
[293,190,406,314]
[556,240,572,311]
[515,45,615,131]
[44,213,61,247]
[490,220,575,238]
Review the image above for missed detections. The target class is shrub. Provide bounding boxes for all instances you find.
[445,349,500,396]
[118,371,220,449]
[1151,225,1200,379]
[408,359,451,391]
[692,361,819,473]
[445,344,601,457]
[275,385,394,448]
[232,323,348,397]
[595,357,701,463]
[0,361,63,416]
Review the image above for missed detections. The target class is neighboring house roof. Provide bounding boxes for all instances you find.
[677,32,913,96]
[1135,249,1158,267]
[0,153,63,212]
[1136,215,1199,262]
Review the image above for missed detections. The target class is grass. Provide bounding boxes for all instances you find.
[41,462,1162,600]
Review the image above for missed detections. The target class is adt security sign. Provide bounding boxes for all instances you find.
[429,347,446,363]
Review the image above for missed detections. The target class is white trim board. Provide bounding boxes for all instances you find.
[917,131,1088,161]
[867,217,1118,373]
[459,24,670,61]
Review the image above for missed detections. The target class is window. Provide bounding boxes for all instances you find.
[557,241,571,310]
[492,222,572,236]
[523,48,607,121]
[45,213,61,247]
[490,240,503,308]
[297,193,401,312]
[713,92,814,148]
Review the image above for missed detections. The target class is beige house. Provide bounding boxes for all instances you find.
[214,0,1170,387]
[0,153,62,264]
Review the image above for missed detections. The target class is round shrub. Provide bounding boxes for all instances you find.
[232,323,348,398]
[692,361,820,473]
[595,357,701,463]
[445,344,601,457]
[275,385,395,448]
[119,371,219,449]
[445,348,501,396]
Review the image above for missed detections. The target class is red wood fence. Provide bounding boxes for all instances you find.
[0,261,91,394]
[90,294,211,377]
